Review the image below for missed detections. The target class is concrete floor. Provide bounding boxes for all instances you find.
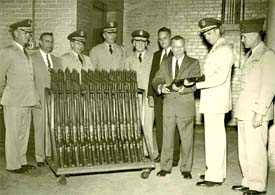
[0,126,274,195]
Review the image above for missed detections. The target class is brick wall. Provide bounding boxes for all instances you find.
[34,0,77,56]
[0,0,33,48]
[0,0,77,56]
[123,0,269,125]
[77,0,94,55]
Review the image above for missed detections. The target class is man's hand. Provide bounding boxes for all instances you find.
[148,96,154,107]
[183,79,195,87]
[172,84,185,93]
[161,84,170,94]
[252,112,263,128]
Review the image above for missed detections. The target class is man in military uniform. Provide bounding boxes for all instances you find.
[31,32,62,167]
[233,18,275,195]
[125,30,154,159]
[89,21,125,70]
[0,19,40,173]
[61,30,94,73]
[195,18,234,187]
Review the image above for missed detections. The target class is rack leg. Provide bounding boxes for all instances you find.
[140,168,152,179]
[57,175,67,185]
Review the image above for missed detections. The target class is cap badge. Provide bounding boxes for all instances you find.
[201,20,206,27]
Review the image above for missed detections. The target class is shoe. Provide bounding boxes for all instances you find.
[22,164,36,170]
[243,190,266,195]
[172,161,178,167]
[154,155,160,163]
[181,171,192,179]
[196,180,222,187]
[37,162,45,167]
[232,185,249,192]
[199,174,205,180]
[156,170,171,177]
[7,167,28,174]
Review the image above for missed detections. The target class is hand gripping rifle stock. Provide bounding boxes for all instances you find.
[166,74,205,91]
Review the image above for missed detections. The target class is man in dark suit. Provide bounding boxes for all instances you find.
[152,35,200,179]
[147,27,180,165]
[31,32,62,167]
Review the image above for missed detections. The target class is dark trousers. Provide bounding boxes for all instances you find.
[154,96,180,162]
[160,116,194,172]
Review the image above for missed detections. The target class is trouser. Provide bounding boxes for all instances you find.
[204,113,227,182]
[154,97,180,162]
[143,104,155,157]
[160,116,194,172]
[4,106,31,170]
[32,106,51,162]
[269,123,275,170]
[238,120,268,192]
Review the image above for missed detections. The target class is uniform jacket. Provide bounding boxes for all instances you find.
[31,50,62,104]
[152,55,201,117]
[236,41,275,121]
[147,49,173,99]
[196,37,234,114]
[125,50,153,96]
[60,50,94,73]
[0,42,40,106]
[89,42,125,70]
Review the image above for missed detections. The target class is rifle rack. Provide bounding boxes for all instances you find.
[44,69,155,185]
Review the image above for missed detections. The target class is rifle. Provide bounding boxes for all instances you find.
[56,69,65,167]
[71,69,80,167]
[64,68,73,167]
[109,70,120,163]
[166,74,205,91]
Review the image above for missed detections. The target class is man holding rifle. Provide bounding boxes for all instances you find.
[152,35,200,179]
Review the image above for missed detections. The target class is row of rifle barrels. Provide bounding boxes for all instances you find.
[48,69,149,168]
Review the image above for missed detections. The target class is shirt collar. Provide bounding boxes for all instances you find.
[252,41,263,54]
[39,49,50,57]
[72,50,79,57]
[173,55,185,64]
[136,50,146,57]
[13,41,24,51]
[162,46,171,55]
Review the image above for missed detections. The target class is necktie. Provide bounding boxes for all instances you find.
[109,45,113,54]
[78,54,83,65]
[23,48,29,60]
[247,49,252,58]
[165,49,168,57]
[46,54,51,68]
[175,59,179,78]
[138,53,142,63]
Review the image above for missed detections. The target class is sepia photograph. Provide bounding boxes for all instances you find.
[0,0,275,194]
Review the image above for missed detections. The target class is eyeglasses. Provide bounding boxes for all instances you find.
[19,29,32,35]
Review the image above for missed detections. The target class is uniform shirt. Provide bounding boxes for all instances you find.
[125,50,153,95]
[0,41,40,106]
[196,37,234,114]
[236,41,275,121]
[89,42,126,70]
[60,50,94,73]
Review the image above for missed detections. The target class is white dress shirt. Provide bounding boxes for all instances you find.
[172,55,184,79]
[39,49,53,68]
